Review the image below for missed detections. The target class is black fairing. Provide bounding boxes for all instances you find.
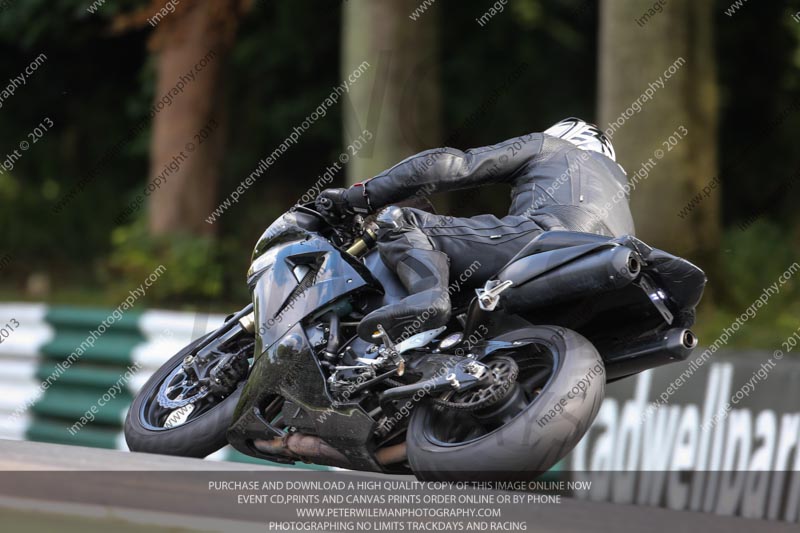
[227,323,382,471]
[504,230,614,263]
[248,227,373,359]
[493,231,706,377]
[229,217,390,470]
[497,231,705,322]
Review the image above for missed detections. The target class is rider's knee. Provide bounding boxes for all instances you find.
[374,206,426,237]
[374,205,405,232]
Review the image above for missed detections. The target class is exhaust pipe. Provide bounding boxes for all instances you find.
[626,254,641,278]
[254,433,351,468]
[681,329,698,349]
[604,328,698,381]
[253,434,409,468]
[375,443,407,465]
[500,246,641,313]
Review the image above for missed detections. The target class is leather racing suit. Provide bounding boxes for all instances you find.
[326,132,635,342]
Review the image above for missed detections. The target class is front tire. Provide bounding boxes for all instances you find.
[407,325,604,481]
[124,333,244,458]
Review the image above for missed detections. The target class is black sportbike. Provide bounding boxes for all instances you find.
[125,202,705,480]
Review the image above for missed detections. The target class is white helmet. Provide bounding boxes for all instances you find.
[545,117,617,161]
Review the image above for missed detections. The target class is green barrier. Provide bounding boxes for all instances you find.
[40,332,142,366]
[31,387,130,427]
[26,417,121,449]
[26,307,144,450]
[22,305,328,469]
[45,307,143,332]
[36,363,133,390]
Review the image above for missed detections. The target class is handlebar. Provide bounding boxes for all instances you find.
[315,196,334,213]
[294,200,375,256]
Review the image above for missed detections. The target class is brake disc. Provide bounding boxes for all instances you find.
[157,365,211,409]
[433,355,519,411]
[157,338,253,409]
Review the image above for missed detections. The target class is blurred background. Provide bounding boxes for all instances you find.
[0,0,798,454]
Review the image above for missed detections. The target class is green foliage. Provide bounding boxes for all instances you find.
[0,0,147,48]
[105,221,224,304]
[691,219,800,350]
[695,304,800,352]
[718,220,799,310]
[0,0,151,269]
[715,0,800,229]
[438,0,597,219]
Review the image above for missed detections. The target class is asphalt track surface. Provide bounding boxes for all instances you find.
[0,439,795,533]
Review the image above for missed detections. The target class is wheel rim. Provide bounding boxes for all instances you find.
[138,337,253,431]
[139,368,223,432]
[157,365,211,408]
[422,340,559,447]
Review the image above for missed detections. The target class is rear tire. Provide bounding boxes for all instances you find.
[124,333,243,458]
[407,325,604,481]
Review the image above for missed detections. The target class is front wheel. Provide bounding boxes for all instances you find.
[406,325,604,481]
[124,331,252,458]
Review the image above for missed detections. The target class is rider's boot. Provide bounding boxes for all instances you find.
[357,248,451,343]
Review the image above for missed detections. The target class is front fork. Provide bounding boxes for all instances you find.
[182,304,256,394]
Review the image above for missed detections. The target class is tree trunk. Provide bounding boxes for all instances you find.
[598,1,718,261]
[146,1,245,236]
[341,0,442,188]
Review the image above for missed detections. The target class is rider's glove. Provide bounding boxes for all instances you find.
[316,188,355,221]
[316,184,374,220]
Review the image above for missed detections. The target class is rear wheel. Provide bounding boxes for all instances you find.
[124,331,252,458]
[407,325,604,481]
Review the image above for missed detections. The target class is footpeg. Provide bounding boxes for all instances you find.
[371,324,397,351]
[369,324,405,369]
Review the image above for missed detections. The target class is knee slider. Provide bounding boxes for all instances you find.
[375,205,405,230]
[375,206,427,240]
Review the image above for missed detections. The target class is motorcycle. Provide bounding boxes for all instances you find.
[125,201,706,480]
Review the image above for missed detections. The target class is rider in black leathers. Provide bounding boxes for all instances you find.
[317,118,634,343]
